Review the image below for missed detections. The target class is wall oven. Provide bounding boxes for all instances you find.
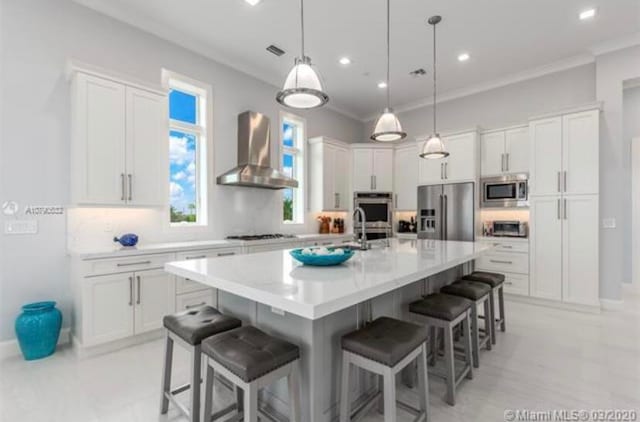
[481,174,528,208]
[353,192,393,240]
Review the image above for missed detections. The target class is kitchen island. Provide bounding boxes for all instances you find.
[164,239,493,421]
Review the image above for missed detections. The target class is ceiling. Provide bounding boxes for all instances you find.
[74,0,640,120]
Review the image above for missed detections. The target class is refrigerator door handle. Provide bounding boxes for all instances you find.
[439,194,444,240]
[443,194,448,239]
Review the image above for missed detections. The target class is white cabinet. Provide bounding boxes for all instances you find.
[82,273,134,345]
[480,126,528,176]
[309,138,350,211]
[133,269,175,334]
[419,131,478,185]
[71,69,167,206]
[529,117,562,196]
[393,144,419,211]
[351,146,393,192]
[529,196,563,301]
[176,290,216,312]
[476,238,530,297]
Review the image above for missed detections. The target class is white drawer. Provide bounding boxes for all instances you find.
[175,247,241,261]
[85,253,174,276]
[503,272,529,296]
[176,289,216,311]
[176,277,210,294]
[481,240,529,253]
[476,252,528,274]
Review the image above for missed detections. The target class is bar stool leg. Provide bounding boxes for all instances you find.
[287,361,301,422]
[428,326,437,367]
[159,335,174,414]
[489,289,497,345]
[203,360,214,421]
[382,367,397,422]
[377,375,384,413]
[483,299,492,351]
[498,285,506,332]
[463,312,474,381]
[243,383,258,422]
[417,343,430,419]
[339,353,351,422]
[470,304,480,368]
[444,323,456,406]
[189,344,202,422]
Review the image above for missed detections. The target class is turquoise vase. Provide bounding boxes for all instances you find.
[15,301,62,361]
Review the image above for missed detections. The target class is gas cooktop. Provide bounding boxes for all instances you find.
[225,234,297,241]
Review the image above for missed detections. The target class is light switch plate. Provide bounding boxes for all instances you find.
[4,220,38,235]
[602,218,616,229]
[270,307,285,316]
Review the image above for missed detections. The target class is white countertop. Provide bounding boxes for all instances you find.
[477,236,529,243]
[69,234,354,259]
[165,239,494,320]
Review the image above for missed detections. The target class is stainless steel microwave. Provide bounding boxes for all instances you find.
[481,174,528,208]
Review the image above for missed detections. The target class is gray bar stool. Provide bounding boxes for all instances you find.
[202,325,301,422]
[462,271,506,344]
[440,280,493,368]
[160,305,242,422]
[339,317,430,422]
[409,294,473,406]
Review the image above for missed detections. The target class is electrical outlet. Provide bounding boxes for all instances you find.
[104,222,113,232]
[4,220,38,235]
[270,307,285,316]
[602,218,616,229]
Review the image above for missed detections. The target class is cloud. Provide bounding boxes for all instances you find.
[283,126,294,142]
[172,171,186,181]
[170,134,193,165]
[186,161,196,184]
[170,182,184,199]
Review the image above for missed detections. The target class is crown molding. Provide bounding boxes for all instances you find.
[590,32,640,56]
[363,54,595,122]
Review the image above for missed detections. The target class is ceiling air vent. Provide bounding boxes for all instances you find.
[266,45,286,57]
[409,68,427,77]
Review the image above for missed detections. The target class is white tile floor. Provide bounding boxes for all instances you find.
[2,291,639,422]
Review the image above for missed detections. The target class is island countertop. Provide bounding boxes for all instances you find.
[164,239,494,320]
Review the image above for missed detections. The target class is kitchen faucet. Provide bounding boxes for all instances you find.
[353,207,369,250]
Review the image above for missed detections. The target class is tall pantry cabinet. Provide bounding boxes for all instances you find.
[528,107,600,307]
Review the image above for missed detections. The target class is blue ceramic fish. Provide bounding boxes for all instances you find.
[113,233,139,247]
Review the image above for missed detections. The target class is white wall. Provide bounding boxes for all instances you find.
[623,85,640,285]
[0,0,362,341]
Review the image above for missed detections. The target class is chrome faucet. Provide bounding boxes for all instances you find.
[353,207,369,250]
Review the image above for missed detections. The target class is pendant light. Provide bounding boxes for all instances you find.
[370,0,406,142]
[419,16,449,159]
[276,0,329,109]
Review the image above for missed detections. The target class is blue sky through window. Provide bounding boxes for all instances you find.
[283,122,294,147]
[169,130,197,215]
[169,90,196,124]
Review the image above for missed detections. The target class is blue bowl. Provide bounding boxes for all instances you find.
[290,248,355,266]
[113,233,139,247]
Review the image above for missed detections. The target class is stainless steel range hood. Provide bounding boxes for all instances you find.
[217,111,299,190]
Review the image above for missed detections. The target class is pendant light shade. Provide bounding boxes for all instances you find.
[371,107,406,142]
[420,15,449,159]
[276,0,329,109]
[370,0,406,142]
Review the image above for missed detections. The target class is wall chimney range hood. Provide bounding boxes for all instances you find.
[217,111,299,190]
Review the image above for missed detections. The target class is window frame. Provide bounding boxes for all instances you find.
[162,69,212,232]
[280,111,307,226]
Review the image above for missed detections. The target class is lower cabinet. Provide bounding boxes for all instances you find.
[176,289,216,311]
[82,268,175,346]
[476,238,530,297]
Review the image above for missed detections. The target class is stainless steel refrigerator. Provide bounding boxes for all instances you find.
[417,182,475,241]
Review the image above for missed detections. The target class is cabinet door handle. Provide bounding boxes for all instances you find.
[557,198,561,220]
[373,175,377,190]
[504,281,514,285]
[217,251,236,257]
[370,175,374,190]
[489,259,513,265]
[445,162,448,179]
[121,174,126,201]
[334,193,338,208]
[136,275,141,305]
[563,198,567,220]
[394,194,398,208]
[185,255,206,260]
[337,193,340,208]
[127,174,133,201]
[500,245,513,249]
[501,154,505,172]
[557,172,561,192]
[117,260,152,267]
[563,171,567,193]
[186,302,206,309]
[128,276,133,306]
[506,153,510,171]
[440,163,444,179]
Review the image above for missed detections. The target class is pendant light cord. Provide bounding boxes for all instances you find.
[386,0,391,109]
[300,0,305,58]
[432,20,437,134]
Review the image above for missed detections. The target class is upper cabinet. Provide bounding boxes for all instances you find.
[418,130,479,185]
[480,126,529,176]
[70,69,168,206]
[529,108,599,197]
[351,145,393,192]
[309,137,350,211]
[394,143,419,211]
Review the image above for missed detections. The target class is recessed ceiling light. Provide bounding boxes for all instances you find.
[339,57,351,65]
[458,53,470,62]
[377,81,387,89]
[579,8,596,20]
[245,0,261,6]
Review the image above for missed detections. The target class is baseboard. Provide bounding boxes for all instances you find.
[0,328,71,361]
[600,298,624,311]
[505,294,601,314]
[72,329,163,359]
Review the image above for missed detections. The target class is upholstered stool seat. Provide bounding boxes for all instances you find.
[441,280,491,301]
[409,293,472,321]
[202,326,302,422]
[462,271,507,343]
[340,317,430,422]
[202,326,300,383]
[160,305,242,422]
[409,293,474,406]
[163,306,242,345]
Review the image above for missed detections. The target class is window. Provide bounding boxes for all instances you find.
[281,113,306,224]
[165,73,209,226]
